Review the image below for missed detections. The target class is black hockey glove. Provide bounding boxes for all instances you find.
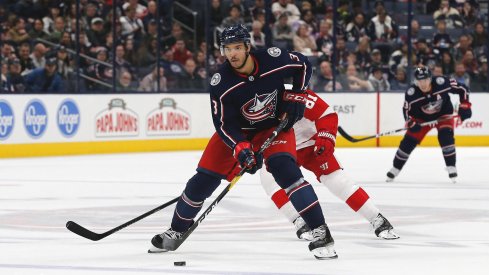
[233,141,263,174]
[282,90,307,131]
[406,117,422,132]
[458,101,472,122]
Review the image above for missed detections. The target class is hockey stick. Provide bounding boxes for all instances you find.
[66,197,179,241]
[170,117,289,251]
[338,115,458,143]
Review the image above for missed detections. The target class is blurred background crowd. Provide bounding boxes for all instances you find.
[0,0,488,93]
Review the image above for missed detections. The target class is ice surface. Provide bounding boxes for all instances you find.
[1,147,488,275]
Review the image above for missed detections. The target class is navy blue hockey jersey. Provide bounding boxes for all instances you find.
[209,47,312,148]
[403,76,469,122]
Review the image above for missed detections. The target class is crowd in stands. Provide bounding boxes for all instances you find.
[1,0,488,93]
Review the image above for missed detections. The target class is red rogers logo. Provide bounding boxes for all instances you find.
[95,98,139,137]
[455,117,483,129]
[146,98,191,136]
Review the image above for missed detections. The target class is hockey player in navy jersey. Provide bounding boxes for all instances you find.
[386,67,472,183]
[148,24,337,259]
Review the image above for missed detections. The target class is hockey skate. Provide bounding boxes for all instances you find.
[371,214,400,240]
[148,228,183,253]
[447,166,457,183]
[308,225,338,259]
[293,217,313,241]
[386,167,400,182]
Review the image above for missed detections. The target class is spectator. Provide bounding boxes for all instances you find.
[160,45,186,89]
[345,12,367,43]
[354,36,371,74]
[454,34,471,61]
[272,0,301,25]
[339,64,372,92]
[47,17,65,43]
[115,44,134,77]
[433,0,463,28]
[24,55,64,93]
[122,0,148,19]
[8,17,30,45]
[120,7,145,41]
[368,66,390,91]
[30,43,47,69]
[117,70,137,90]
[301,9,319,35]
[272,13,294,49]
[28,19,49,42]
[249,0,266,22]
[415,38,437,67]
[180,58,204,89]
[432,20,453,56]
[432,65,444,77]
[459,1,478,28]
[333,36,349,68]
[367,9,398,43]
[441,51,455,75]
[389,67,409,91]
[227,0,249,21]
[249,20,266,50]
[42,5,61,34]
[406,19,420,44]
[221,5,244,28]
[471,55,488,92]
[471,22,486,50]
[5,58,26,93]
[85,48,111,91]
[461,49,478,77]
[210,0,226,27]
[314,60,342,92]
[172,39,193,65]
[17,43,34,75]
[451,63,470,87]
[86,17,107,47]
[56,46,73,80]
[81,3,99,31]
[293,23,317,55]
[139,65,167,92]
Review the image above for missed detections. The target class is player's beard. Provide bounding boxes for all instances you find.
[230,52,249,70]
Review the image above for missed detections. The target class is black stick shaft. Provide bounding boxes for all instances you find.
[172,118,289,250]
[66,197,179,241]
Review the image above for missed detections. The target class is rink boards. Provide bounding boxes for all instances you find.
[0,93,488,157]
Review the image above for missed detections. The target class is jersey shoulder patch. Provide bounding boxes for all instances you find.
[210,73,221,86]
[436,77,445,85]
[267,47,281,57]
[407,87,415,96]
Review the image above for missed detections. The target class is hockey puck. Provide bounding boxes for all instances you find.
[174,261,186,266]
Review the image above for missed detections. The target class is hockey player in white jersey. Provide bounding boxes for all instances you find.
[260,85,399,240]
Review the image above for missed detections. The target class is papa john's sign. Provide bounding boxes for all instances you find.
[95,98,139,137]
[146,98,191,136]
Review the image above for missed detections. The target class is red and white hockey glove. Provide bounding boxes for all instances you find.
[282,90,307,131]
[458,101,472,122]
[233,141,263,174]
[314,130,336,162]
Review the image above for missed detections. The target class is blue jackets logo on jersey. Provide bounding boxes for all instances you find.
[241,90,277,124]
[421,96,444,115]
[0,100,15,140]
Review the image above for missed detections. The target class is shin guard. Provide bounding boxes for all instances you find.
[438,128,456,167]
[171,172,221,232]
[393,135,418,170]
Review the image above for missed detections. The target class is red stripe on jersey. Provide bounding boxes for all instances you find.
[271,189,290,209]
[346,187,370,212]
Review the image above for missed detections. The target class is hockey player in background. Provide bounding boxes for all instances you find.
[148,24,338,259]
[386,67,472,183]
[261,85,399,241]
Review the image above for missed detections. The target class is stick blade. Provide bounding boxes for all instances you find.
[66,221,104,241]
[337,126,359,142]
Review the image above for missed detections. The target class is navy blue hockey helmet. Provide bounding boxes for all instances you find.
[219,24,251,55]
[414,67,431,81]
